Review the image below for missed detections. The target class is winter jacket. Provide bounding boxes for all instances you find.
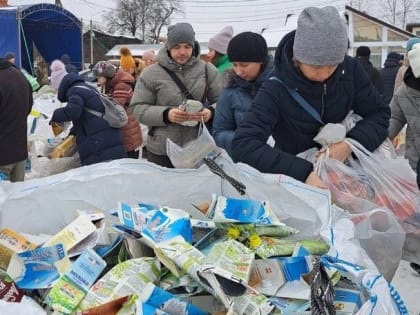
[51,73,126,165]
[394,55,409,93]
[356,56,384,94]
[388,67,420,170]
[214,55,232,73]
[379,57,401,105]
[231,31,390,183]
[0,60,33,165]
[129,43,222,156]
[213,56,274,156]
[109,70,143,152]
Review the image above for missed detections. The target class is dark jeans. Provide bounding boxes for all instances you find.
[146,150,174,168]
[126,150,139,159]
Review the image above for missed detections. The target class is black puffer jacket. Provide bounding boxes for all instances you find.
[231,31,390,182]
[379,57,401,105]
[356,56,384,94]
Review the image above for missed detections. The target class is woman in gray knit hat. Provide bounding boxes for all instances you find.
[207,26,234,73]
[231,6,390,189]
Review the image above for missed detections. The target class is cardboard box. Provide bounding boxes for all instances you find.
[0,228,36,270]
[334,287,364,315]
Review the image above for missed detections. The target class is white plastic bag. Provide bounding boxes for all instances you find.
[167,122,220,168]
[351,209,406,281]
[321,255,408,315]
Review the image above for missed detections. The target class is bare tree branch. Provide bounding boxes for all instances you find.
[147,0,183,43]
[103,0,182,41]
[347,0,369,12]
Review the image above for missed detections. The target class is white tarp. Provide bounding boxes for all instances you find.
[0,156,407,314]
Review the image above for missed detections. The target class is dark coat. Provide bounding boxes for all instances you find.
[213,57,274,155]
[231,31,390,182]
[379,57,401,105]
[356,56,384,94]
[51,73,126,165]
[0,60,33,165]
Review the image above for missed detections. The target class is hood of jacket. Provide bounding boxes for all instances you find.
[224,55,274,95]
[110,70,135,90]
[57,72,85,102]
[273,30,345,94]
[403,66,420,91]
[384,57,400,68]
[357,56,374,68]
[156,41,201,71]
[0,59,13,70]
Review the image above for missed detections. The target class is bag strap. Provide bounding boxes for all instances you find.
[269,76,325,125]
[160,65,194,100]
[74,85,104,117]
[202,63,209,105]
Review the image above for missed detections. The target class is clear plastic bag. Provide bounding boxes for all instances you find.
[350,209,406,281]
[167,122,220,169]
[316,155,376,214]
[346,139,420,233]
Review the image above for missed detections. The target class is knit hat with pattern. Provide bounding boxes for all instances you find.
[93,61,116,78]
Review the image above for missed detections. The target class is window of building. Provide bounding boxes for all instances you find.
[388,29,407,42]
[353,14,382,42]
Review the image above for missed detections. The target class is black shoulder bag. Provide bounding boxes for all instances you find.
[161,64,209,105]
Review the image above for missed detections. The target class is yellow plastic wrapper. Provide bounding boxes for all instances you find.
[51,122,64,137]
[49,135,76,159]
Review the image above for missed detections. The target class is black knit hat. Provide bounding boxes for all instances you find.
[227,32,268,63]
[356,46,371,57]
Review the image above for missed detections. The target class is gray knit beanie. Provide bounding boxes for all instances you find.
[293,6,348,66]
[167,23,195,50]
[208,26,234,55]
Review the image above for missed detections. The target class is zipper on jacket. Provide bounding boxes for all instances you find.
[321,83,327,119]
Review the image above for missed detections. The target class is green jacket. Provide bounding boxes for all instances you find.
[130,43,222,156]
[215,55,232,73]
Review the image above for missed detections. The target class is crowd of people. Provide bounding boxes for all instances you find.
[2,5,420,191]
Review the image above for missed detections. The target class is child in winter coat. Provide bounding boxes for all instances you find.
[50,60,126,165]
[93,61,143,159]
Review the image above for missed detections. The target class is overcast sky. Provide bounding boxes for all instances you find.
[9,0,344,44]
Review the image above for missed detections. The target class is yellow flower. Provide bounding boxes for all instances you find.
[249,234,262,249]
[227,226,240,239]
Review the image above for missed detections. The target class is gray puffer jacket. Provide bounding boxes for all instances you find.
[389,83,420,169]
[130,43,221,156]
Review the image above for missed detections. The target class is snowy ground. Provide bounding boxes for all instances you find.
[393,260,420,314]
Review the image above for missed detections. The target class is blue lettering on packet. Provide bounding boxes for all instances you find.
[142,210,192,244]
[221,197,269,224]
